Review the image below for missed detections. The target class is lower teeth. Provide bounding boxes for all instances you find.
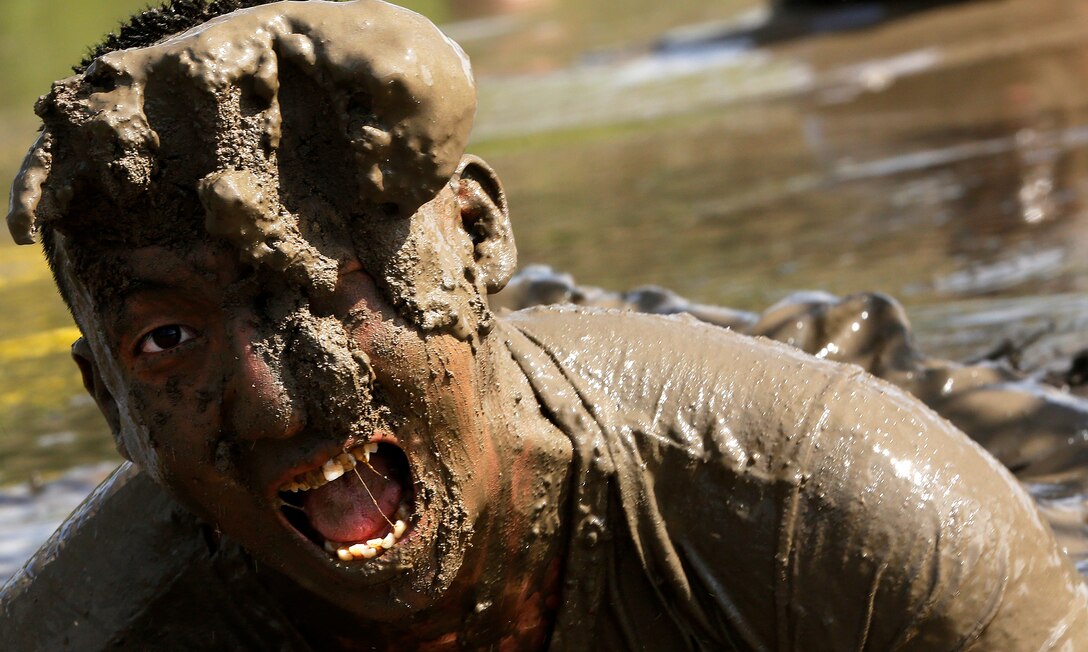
[329,518,408,561]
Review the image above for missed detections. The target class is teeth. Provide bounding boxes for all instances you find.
[328,509,411,562]
[305,469,325,488]
[322,459,345,482]
[278,442,415,564]
[335,543,381,561]
[283,443,380,493]
[351,442,379,464]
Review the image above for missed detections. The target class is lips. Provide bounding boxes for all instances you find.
[278,441,414,562]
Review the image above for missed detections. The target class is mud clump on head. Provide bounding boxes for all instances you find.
[8,0,477,308]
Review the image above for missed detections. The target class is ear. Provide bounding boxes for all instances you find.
[72,337,129,461]
[454,155,516,293]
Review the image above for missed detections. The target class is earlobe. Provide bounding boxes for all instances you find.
[72,338,129,461]
[454,155,517,293]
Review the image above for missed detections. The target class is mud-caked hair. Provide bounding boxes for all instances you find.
[9,0,481,337]
[39,0,286,308]
[77,0,295,74]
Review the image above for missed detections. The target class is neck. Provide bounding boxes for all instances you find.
[432,337,575,649]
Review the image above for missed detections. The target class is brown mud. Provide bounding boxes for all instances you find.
[502,307,1088,649]
[3,0,1088,649]
[5,2,561,647]
[9,0,479,332]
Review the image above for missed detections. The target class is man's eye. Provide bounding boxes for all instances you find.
[138,325,196,354]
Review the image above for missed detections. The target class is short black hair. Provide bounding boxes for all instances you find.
[77,0,342,74]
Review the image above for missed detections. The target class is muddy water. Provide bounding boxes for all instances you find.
[473,0,1088,358]
[1,0,1087,566]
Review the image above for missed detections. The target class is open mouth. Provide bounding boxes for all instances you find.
[278,441,415,562]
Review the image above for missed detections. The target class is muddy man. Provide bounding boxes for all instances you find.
[2,1,1086,649]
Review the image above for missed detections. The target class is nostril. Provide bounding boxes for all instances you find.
[307,290,337,319]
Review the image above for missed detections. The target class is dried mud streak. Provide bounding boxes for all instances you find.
[501,308,1088,650]
[7,0,477,326]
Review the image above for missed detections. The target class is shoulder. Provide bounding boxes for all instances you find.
[499,304,837,374]
[500,306,1088,648]
[498,304,909,429]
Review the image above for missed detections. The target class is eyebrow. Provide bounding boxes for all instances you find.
[105,278,186,312]
[100,278,198,342]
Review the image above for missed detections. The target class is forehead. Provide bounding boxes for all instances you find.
[69,239,246,310]
[60,194,363,294]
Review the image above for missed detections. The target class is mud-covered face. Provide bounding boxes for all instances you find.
[71,225,504,619]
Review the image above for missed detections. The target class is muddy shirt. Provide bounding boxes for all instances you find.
[497,270,1088,569]
[501,307,1088,650]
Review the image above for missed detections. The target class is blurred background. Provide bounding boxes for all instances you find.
[2,0,1088,575]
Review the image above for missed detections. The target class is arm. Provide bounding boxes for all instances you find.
[0,463,310,650]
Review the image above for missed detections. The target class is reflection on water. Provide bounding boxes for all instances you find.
[0,0,1087,506]
[475,0,1088,358]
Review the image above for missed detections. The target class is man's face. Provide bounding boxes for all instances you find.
[70,189,504,618]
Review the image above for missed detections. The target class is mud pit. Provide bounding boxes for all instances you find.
[3,0,1088,649]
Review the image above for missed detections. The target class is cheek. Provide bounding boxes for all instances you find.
[123,378,250,521]
[119,351,228,483]
[335,272,429,387]
[126,382,218,460]
[334,269,494,458]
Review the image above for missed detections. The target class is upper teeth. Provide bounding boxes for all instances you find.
[281,442,381,492]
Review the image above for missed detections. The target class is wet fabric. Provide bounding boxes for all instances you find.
[501,308,1088,650]
[496,269,1088,570]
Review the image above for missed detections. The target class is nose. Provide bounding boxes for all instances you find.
[222,324,306,441]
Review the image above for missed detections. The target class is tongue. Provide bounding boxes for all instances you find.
[303,455,403,543]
